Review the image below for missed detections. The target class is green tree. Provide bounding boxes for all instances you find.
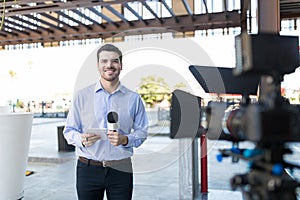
[8,70,17,79]
[137,76,185,108]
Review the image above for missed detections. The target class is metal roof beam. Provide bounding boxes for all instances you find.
[2,0,139,17]
[40,12,79,31]
[202,0,209,14]
[6,18,42,34]
[68,10,94,30]
[56,10,92,30]
[25,14,67,33]
[88,7,120,28]
[3,24,28,35]
[72,9,103,30]
[0,11,241,46]
[0,32,7,37]
[223,0,228,13]
[141,1,163,24]
[104,4,133,26]
[160,0,179,22]
[56,11,80,26]
[10,16,53,33]
[182,0,193,16]
[71,9,106,29]
[123,2,148,25]
[280,2,300,16]
[39,12,79,32]
[0,29,18,37]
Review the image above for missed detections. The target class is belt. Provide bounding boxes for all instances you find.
[78,156,130,167]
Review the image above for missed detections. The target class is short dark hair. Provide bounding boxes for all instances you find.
[97,44,122,63]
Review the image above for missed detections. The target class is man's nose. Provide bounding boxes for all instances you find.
[107,61,114,67]
[108,59,117,67]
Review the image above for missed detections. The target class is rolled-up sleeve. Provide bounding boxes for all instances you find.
[125,95,148,148]
[63,95,84,147]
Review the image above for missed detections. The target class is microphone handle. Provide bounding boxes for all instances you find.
[108,122,119,131]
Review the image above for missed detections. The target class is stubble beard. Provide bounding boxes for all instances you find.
[101,69,120,82]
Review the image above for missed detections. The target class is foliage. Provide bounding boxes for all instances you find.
[137,76,185,108]
[8,70,17,78]
[16,99,24,109]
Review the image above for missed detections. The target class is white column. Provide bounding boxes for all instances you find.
[0,113,33,199]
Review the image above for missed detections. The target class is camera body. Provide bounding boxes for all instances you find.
[208,98,300,144]
[206,33,300,144]
[170,33,300,199]
[234,33,299,77]
[176,33,300,144]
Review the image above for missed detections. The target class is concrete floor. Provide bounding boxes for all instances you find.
[18,118,300,200]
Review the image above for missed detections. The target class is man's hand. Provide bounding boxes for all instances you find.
[107,130,128,146]
[81,133,101,147]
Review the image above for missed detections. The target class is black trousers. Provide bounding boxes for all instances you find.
[76,159,133,200]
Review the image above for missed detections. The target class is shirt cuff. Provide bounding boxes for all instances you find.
[124,134,134,147]
[76,132,85,147]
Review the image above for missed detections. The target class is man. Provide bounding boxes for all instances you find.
[63,44,148,200]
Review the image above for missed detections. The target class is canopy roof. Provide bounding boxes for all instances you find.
[0,0,299,47]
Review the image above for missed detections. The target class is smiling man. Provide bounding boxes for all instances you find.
[63,44,149,200]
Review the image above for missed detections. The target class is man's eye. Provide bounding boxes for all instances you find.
[112,59,120,64]
[99,58,120,64]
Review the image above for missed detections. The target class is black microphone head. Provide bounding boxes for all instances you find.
[107,111,118,123]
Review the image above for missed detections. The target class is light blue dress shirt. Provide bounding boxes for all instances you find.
[63,81,148,161]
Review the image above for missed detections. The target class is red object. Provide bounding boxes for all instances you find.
[200,134,208,193]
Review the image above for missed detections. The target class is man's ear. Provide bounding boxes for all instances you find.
[120,63,123,70]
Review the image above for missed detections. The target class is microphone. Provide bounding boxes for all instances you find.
[107,111,119,131]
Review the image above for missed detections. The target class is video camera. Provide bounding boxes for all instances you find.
[170,33,300,200]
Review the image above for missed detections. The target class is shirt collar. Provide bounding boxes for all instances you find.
[94,80,126,94]
[94,80,103,93]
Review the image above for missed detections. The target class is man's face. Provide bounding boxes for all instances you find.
[98,50,122,82]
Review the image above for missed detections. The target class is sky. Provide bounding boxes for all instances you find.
[0,44,96,104]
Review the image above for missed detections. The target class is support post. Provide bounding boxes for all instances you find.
[200,133,208,193]
[257,0,281,101]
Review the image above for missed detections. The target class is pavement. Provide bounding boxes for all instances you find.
[21,118,300,200]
